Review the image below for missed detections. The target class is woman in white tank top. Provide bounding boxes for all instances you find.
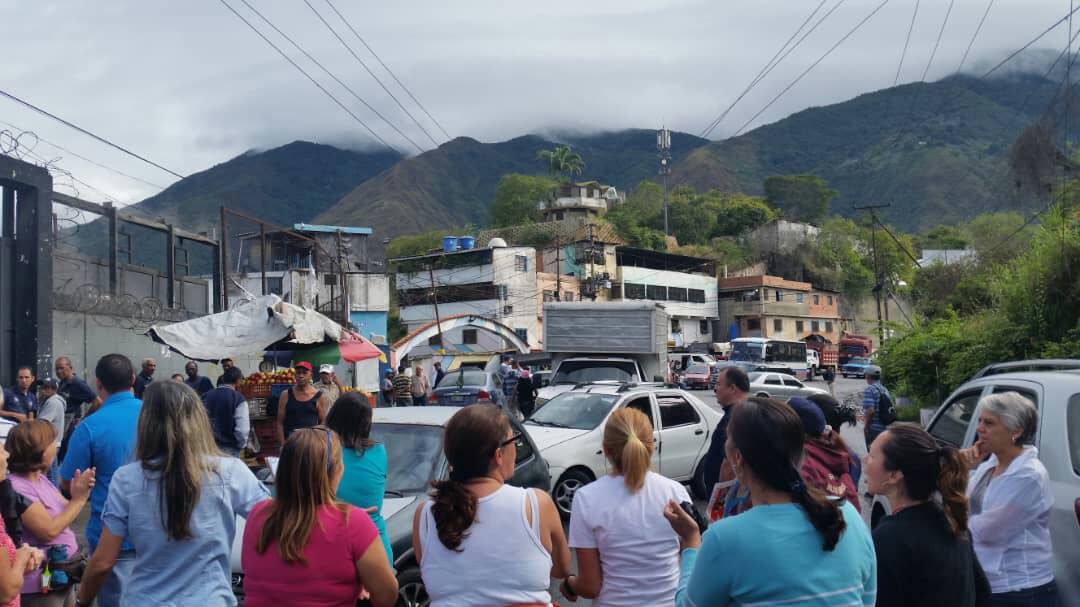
[412,404,571,607]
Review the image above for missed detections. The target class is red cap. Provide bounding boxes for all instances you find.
[294,361,313,372]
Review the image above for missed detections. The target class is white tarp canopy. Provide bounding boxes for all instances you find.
[147,295,343,362]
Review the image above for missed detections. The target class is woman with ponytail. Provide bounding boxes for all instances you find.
[664,397,876,607]
[561,408,691,605]
[412,404,570,606]
[864,422,990,607]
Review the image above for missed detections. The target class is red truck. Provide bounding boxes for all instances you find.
[838,334,874,366]
[803,335,838,377]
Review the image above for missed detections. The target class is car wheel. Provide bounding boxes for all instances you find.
[842,373,849,378]
[755,392,770,398]
[691,458,711,500]
[396,567,430,607]
[553,469,593,519]
[807,367,815,381]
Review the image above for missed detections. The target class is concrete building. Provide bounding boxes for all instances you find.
[608,247,718,347]
[917,249,976,266]
[717,275,846,343]
[748,219,821,257]
[395,244,539,354]
[538,181,624,222]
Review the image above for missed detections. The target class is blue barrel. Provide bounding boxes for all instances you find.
[458,236,475,250]
[442,236,459,253]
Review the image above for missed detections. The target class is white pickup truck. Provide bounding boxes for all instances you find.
[536,302,669,406]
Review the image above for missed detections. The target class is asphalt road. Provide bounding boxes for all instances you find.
[548,375,873,605]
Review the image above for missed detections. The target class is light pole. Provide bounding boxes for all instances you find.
[657,127,672,236]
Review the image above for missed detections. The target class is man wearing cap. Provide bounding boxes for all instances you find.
[862,365,894,448]
[275,361,329,445]
[36,377,66,484]
[317,364,343,406]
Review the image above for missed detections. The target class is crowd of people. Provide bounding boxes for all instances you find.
[0,351,1063,607]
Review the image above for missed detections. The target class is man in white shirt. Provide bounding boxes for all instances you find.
[36,377,66,484]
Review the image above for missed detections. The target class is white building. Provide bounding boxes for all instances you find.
[610,247,718,347]
[395,243,539,355]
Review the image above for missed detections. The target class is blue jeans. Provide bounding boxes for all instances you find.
[96,549,135,606]
[412,394,426,406]
[990,580,1060,607]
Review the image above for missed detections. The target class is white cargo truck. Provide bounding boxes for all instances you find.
[536,302,669,405]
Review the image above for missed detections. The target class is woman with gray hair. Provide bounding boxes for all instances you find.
[962,391,1058,607]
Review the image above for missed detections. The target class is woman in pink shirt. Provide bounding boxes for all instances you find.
[6,420,94,606]
[0,434,46,607]
[241,426,398,607]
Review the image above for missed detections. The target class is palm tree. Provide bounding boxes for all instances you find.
[536,146,585,183]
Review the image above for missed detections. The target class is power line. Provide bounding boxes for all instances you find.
[981,4,1080,79]
[0,118,167,190]
[956,0,996,73]
[0,88,184,179]
[217,0,402,153]
[921,0,955,81]
[894,0,922,85]
[733,0,892,137]
[322,0,452,141]
[302,0,440,148]
[700,0,830,139]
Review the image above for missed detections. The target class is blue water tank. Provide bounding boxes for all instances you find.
[442,236,459,253]
[458,236,476,250]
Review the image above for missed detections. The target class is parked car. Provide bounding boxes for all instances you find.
[524,383,723,517]
[230,406,549,607]
[841,356,872,378]
[747,371,829,401]
[531,370,552,390]
[432,369,506,408]
[868,364,1080,601]
[680,363,712,390]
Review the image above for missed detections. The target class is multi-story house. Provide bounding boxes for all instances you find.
[717,274,845,343]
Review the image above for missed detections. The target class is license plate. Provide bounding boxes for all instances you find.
[451,395,466,404]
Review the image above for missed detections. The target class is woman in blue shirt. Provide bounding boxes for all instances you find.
[664,397,877,607]
[326,392,392,562]
[77,380,269,606]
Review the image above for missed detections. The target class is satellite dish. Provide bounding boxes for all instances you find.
[489,237,508,248]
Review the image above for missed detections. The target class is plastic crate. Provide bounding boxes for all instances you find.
[239,383,272,400]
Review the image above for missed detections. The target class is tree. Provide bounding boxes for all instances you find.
[490,174,557,227]
[763,174,836,224]
[709,193,777,237]
[536,146,585,182]
[961,211,1035,266]
[916,224,969,251]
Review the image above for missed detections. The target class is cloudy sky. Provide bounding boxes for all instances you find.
[0,0,1073,204]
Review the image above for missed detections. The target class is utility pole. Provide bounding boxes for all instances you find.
[657,127,672,236]
[427,263,445,351]
[586,223,597,300]
[554,234,562,301]
[853,203,891,345]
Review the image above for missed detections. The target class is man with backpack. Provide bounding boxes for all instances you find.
[861,365,896,448]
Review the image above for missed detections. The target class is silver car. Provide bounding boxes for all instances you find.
[869,363,1080,600]
[747,371,829,401]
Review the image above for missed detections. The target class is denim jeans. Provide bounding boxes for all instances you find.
[990,580,1060,607]
[96,549,136,607]
[412,394,426,406]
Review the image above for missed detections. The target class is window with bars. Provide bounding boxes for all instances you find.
[795,293,804,303]
[564,291,574,302]
[514,328,529,342]
[827,295,834,305]
[747,318,761,331]
[671,319,681,332]
[699,320,710,334]
[688,289,706,303]
[462,329,478,344]
[515,255,528,272]
[543,290,557,302]
[826,321,833,332]
[773,319,783,332]
[813,294,820,305]
[775,290,784,301]
[812,320,820,332]
[668,287,688,302]
[796,320,804,333]
[624,283,646,299]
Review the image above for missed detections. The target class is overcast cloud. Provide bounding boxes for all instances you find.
[0,0,1073,204]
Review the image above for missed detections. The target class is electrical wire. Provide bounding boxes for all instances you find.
[981,4,1080,79]
[302,0,440,148]
[895,0,922,85]
[956,0,996,73]
[700,0,831,139]
[921,0,955,81]
[322,0,452,141]
[0,88,184,179]
[217,0,401,153]
[733,0,892,137]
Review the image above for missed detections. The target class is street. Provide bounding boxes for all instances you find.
[547,374,872,605]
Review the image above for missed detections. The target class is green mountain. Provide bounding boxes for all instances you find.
[313,129,709,247]
[129,140,402,233]
[674,72,1068,230]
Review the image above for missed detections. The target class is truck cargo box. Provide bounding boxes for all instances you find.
[543,302,668,354]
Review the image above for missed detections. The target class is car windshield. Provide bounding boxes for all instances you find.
[526,392,618,430]
[686,364,710,374]
[436,370,487,388]
[847,357,870,365]
[748,372,766,383]
[730,342,763,362]
[370,423,443,493]
[552,360,637,384]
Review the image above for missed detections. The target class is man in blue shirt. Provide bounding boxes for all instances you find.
[61,353,142,606]
[183,361,214,396]
[1,366,38,423]
[862,365,893,448]
[55,356,98,423]
[133,358,155,399]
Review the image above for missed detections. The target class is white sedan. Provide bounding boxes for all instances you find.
[747,371,829,401]
[525,384,722,517]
